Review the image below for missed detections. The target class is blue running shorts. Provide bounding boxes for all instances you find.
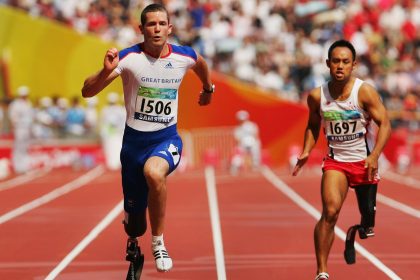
[120,124,183,213]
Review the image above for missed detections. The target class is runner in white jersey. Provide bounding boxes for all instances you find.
[81,4,214,278]
[320,77,376,162]
[115,42,196,132]
[292,40,391,280]
[8,86,34,174]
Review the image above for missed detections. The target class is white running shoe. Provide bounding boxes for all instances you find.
[152,240,173,272]
[315,272,329,280]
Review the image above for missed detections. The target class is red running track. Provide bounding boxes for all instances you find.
[0,165,419,279]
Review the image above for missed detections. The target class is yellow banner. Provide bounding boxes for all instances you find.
[0,6,122,106]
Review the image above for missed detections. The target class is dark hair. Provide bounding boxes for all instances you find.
[328,40,356,61]
[140,3,169,26]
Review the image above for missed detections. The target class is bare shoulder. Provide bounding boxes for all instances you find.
[359,82,382,107]
[192,54,205,67]
[307,87,321,107]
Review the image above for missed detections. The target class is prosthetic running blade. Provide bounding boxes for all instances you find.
[344,225,359,264]
[126,254,144,280]
[126,241,144,280]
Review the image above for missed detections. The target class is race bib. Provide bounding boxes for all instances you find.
[134,86,177,123]
[324,111,365,142]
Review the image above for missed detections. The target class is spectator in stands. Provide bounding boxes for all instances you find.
[84,95,99,138]
[385,94,404,128]
[46,95,63,138]
[0,98,5,136]
[402,91,419,131]
[230,110,261,175]
[8,85,34,173]
[100,92,125,170]
[65,96,86,137]
[232,35,257,82]
[33,96,54,139]
[55,97,69,138]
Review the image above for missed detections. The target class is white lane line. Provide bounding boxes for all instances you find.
[44,200,123,280]
[383,171,420,190]
[0,168,51,192]
[0,165,105,225]
[262,166,402,280]
[377,171,420,218]
[377,194,420,219]
[204,166,227,280]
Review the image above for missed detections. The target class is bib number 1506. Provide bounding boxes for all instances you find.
[139,99,172,115]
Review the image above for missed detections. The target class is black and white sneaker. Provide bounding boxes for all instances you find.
[152,240,173,272]
[126,238,144,280]
[315,272,329,280]
[359,226,375,239]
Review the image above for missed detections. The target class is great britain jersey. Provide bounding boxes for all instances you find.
[115,43,197,132]
[320,78,376,162]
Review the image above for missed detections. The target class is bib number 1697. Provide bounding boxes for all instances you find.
[329,121,356,135]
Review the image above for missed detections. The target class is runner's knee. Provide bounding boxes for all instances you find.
[144,172,166,193]
[144,161,167,190]
[322,207,340,225]
[123,211,147,238]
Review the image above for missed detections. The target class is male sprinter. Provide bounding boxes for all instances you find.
[292,40,391,280]
[82,3,214,278]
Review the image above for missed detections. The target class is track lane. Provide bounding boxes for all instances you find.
[379,179,420,212]
[0,169,122,280]
[54,169,218,280]
[279,167,420,279]
[0,168,86,214]
[0,168,51,192]
[215,171,317,279]
[1,166,419,279]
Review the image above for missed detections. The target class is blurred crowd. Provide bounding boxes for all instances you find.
[0,86,126,172]
[0,86,126,141]
[2,0,420,131]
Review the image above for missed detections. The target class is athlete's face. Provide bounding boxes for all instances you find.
[140,11,172,49]
[326,47,356,82]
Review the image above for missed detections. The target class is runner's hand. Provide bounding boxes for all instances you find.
[104,48,119,72]
[364,155,379,181]
[198,91,212,105]
[292,153,309,176]
[198,85,214,106]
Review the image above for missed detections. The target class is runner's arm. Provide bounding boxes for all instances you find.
[191,54,213,106]
[359,84,391,180]
[82,48,120,98]
[292,89,322,176]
